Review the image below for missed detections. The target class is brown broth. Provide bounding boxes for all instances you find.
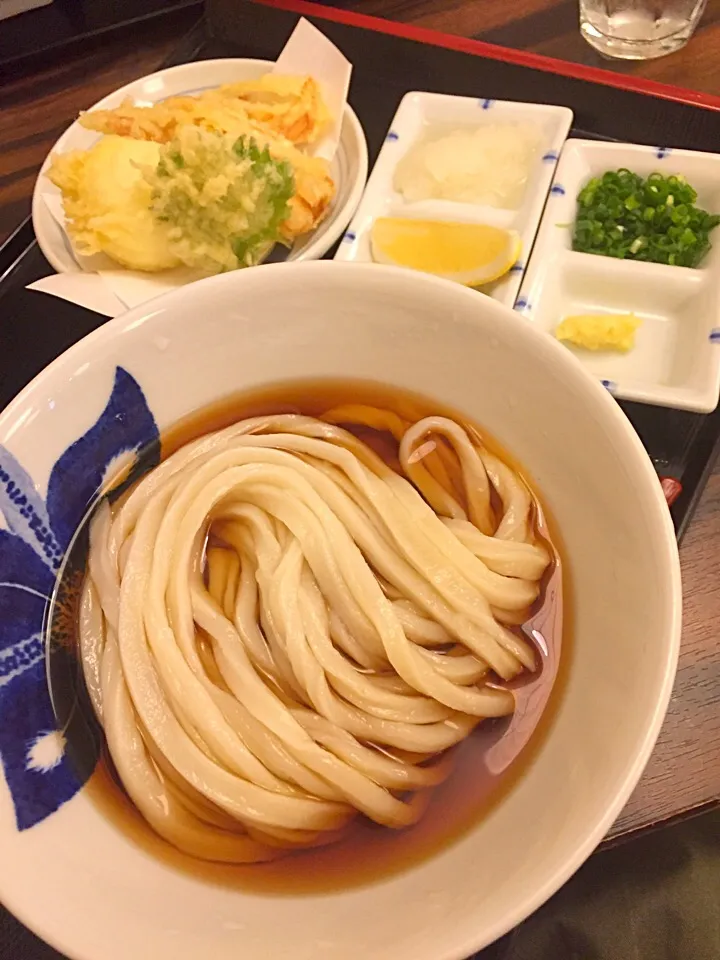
[58,379,571,896]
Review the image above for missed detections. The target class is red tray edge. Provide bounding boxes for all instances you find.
[254,0,720,112]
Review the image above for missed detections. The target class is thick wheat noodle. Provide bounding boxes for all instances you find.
[295,561,455,724]
[307,456,531,650]
[235,476,521,704]
[81,412,551,862]
[78,578,106,723]
[290,436,536,616]
[323,404,462,518]
[400,417,495,533]
[201,546,460,743]
[191,473,512,720]
[256,436,537,644]
[390,598,452,645]
[480,448,533,542]
[118,493,359,831]
[442,518,549,579]
[328,609,384,670]
[143,467,458,824]
[325,403,462,502]
[100,630,284,861]
[189,602,349,802]
[219,501,387,666]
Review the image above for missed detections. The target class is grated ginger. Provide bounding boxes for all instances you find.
[555,313,641,353]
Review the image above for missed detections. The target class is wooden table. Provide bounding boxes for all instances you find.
[1,0,719,845]
[330,0,720,99]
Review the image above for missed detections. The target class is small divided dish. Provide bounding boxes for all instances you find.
[334,92,573,306]
[517,139,720,413]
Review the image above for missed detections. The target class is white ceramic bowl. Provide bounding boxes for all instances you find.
[0,262,681,960]
[31,59,368,274]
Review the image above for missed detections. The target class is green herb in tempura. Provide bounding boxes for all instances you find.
[146,127,295,274]
[572,169,720,268]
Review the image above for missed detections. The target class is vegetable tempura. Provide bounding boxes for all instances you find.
[80,75,330,147]
[47,73,336,274]
[48,136,180,271]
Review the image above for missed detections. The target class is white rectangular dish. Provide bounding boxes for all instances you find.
[334,91,573,306]
[516,138,720,413]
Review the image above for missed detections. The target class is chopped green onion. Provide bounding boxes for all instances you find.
[572,169,720,267]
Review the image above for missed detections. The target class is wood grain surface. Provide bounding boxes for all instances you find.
[615,466,720,835]
[0,8,200,243]
[333,0,720,98]
[0,0,718,848]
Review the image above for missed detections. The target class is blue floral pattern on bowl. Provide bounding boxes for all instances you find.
[0,367,159,831]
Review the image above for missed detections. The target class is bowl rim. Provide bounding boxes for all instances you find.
[30,57,369,274]
[0,261,682,960]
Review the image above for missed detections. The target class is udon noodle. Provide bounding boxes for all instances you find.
[79,408,551,863]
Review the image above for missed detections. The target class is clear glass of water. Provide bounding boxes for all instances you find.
[579,0,707,59]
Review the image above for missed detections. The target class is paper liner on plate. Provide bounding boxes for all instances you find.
[275,18,351,164]
[30,18,352,317]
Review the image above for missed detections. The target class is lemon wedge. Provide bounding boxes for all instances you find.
[370,218,521,286]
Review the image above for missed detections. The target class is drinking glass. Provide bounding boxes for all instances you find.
[579,0,707,59]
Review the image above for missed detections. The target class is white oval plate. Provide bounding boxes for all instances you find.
[32,58,368,274]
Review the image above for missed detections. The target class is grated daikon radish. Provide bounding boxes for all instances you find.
[394,123,542,209]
